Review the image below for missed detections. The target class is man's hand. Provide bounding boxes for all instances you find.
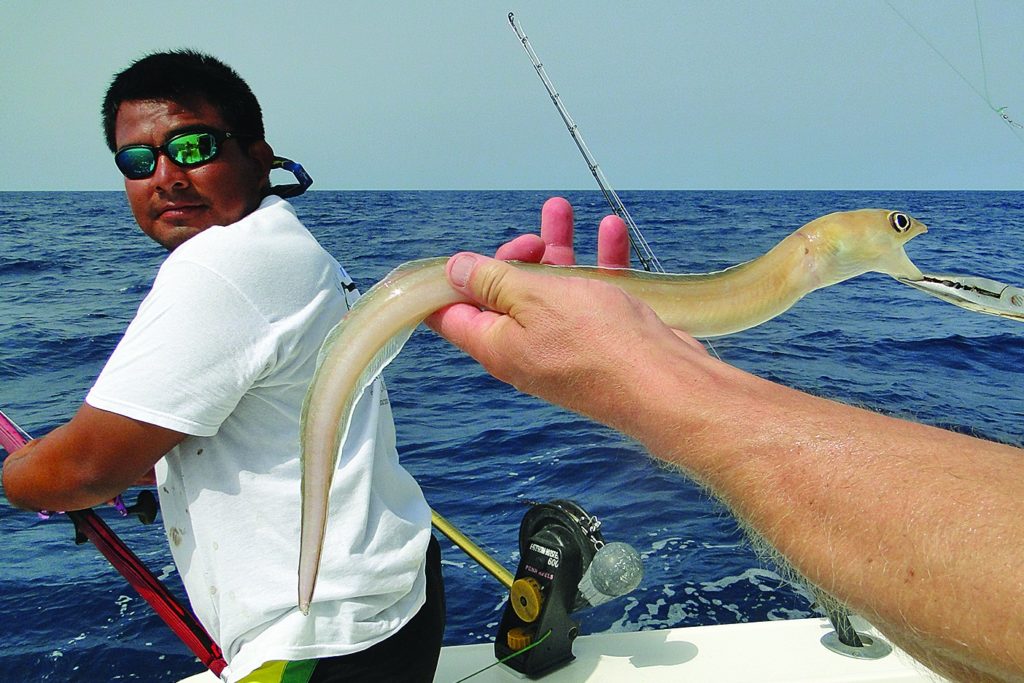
[428,252,707,431]
[426,194,703,422]
[425,195,631,345]
[493,196,631,267]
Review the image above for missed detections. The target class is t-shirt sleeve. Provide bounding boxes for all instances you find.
[87,259,275,436]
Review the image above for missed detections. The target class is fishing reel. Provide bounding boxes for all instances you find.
[495,499,643,678]
[72,490,159,544]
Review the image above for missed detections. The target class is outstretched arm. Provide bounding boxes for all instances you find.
[431,252,1024,683]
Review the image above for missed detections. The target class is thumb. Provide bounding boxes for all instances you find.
[446,252,530,314]
[439,252,539,383]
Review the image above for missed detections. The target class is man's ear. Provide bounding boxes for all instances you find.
[248,139,275,190]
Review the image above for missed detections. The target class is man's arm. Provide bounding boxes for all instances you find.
[3,403,185,511]
[431,253,1024,683]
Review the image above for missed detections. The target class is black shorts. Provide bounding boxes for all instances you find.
[307,534,446,682]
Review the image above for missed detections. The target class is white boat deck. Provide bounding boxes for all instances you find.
[179,617,947,682]
[434,617,943,682]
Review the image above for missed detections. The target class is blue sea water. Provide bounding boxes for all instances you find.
[1,189,1022,681]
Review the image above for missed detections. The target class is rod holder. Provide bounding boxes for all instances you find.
[820,602,893,660]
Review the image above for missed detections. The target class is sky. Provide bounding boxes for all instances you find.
[2,0,1022,191]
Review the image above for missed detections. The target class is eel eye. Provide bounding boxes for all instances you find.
[888,211,912,233]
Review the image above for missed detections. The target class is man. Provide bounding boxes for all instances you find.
[4,49,440,682]
[427,242,1024,683]
[0,50,506,682]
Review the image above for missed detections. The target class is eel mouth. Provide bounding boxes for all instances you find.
[889,221,927,281]
[877,247,924,282]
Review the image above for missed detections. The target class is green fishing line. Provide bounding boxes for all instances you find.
[453,630,553,683]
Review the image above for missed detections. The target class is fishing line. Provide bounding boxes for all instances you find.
[453,629,552,682]
[882,0,1024,140]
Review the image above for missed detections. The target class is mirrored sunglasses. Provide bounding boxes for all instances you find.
[114,129,243,180]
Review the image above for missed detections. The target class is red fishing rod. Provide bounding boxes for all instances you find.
[0,408,226,676]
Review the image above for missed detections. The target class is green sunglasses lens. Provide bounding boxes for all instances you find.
[115,147,158,179]
[166,132,218,166]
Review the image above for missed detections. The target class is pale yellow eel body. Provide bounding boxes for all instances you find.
[298,208,931,613]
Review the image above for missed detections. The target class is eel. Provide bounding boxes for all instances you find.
[296,208,939,613]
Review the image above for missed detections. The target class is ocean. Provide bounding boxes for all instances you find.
[1,190,1022,681]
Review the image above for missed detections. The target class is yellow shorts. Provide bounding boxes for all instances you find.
[237,659,317,683]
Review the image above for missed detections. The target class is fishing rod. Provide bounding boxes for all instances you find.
[505,13,729,358]
[0,409,227,676]
[0,409,502,674]
[0,413,512,669]
[431,509,514,588]
[507,12,664,273]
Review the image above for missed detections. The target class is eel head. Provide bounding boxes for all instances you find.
[808,208,927,285]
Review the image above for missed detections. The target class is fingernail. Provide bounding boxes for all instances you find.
[448,252,478,288]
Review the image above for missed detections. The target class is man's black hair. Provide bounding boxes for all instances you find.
[102,50,264,152]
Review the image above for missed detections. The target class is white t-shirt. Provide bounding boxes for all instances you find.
[86,196,431,682]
